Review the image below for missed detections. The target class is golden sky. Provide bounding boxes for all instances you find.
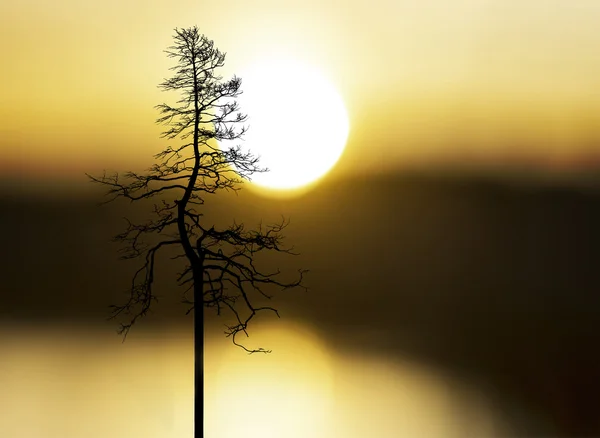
[2,0,600,183]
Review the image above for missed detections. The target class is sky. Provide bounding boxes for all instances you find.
[2,0,600,184]
[2,1,600,437]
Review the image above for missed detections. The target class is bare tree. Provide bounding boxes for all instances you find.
[88,26,306,438]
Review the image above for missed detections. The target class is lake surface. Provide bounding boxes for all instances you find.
[0,321,548,438]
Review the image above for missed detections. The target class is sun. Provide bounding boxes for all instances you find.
[220,57,350,191]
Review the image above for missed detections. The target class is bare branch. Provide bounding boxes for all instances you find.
[89,26,307,353]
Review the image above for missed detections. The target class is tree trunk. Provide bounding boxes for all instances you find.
[194,287,204,437]
[194,267,204,438]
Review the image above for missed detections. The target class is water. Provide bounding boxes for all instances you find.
[0,321,528,438]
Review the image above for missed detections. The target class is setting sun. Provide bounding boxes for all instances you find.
[221,57,350,191]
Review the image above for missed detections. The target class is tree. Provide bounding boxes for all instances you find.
[88,26,306,438]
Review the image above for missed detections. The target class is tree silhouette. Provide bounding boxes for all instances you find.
[88,26,306,437]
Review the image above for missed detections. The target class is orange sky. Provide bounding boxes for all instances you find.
[2,0,600,184]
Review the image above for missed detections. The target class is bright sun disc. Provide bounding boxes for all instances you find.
[220,58,350,191]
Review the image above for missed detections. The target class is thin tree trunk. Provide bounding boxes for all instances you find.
[191,43,204,438]
[194,299,204,437]
[194,271,204,438]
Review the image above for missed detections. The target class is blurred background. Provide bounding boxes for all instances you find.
[2,0,600,436]
[2,175,600,437]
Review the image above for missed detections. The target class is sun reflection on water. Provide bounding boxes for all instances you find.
[205,322,333,438]
[0,322,512,438]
